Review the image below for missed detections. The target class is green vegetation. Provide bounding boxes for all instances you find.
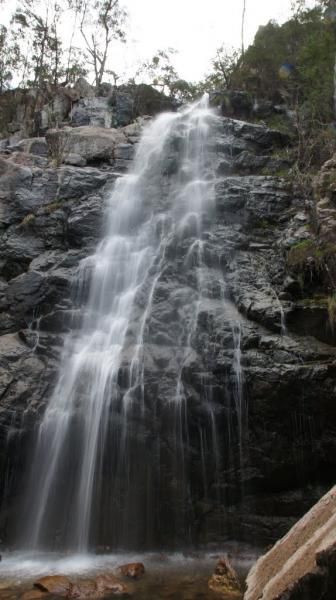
[260,167,292,178]
[287,239,336,299]
[0,25,21,92]
[327,293,336,331]
[203,1,336,175]
[286,239,336,270]
[43,200,65,213]
[257,219,275,229]
[0,0,126,90]
[20,213,36,227]
[231,7,335,120]
[287,240,318,269]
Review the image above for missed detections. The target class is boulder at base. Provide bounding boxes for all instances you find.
[208,557,243,598]
[244,485,336,600]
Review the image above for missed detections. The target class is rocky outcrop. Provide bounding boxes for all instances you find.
[244,486,336,600]
[0,108,335,549]
[0,80,174,141]
[211,90,289,123]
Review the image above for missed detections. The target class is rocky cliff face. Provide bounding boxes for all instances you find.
[0,92,335,549]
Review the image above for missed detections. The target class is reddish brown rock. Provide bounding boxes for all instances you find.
[20,591,49,600]
[67,576,129,598]
[117,562,145,579]
[96,574,129,595]
[34,575,71,596]
[67,580,98,598]
[208,557,242,598]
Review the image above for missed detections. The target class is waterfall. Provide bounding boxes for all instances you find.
[20,96,245,553]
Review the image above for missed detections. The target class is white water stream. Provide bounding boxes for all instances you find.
[16,96,248,556]
[20,97,229,552]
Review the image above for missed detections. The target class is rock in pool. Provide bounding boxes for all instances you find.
[117,562,145,579]
[208,557,243,598]
[34,575,72,595]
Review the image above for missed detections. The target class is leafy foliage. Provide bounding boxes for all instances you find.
[0,25,21,91]
[13,0,66,87]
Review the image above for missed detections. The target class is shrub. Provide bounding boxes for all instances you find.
[327,293,336,332]
[20,213,35,227]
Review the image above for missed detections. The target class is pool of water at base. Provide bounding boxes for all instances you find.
[0,543,261,599]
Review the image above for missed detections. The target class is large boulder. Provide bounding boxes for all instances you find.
[46,126,126,163]
[244,486,336,600]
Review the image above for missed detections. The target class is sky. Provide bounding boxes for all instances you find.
[117,0,296,81]
[1,0,314,83]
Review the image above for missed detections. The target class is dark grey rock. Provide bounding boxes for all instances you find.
[70,97,113,128]
[64,153,87,167]
[15,137,48,157]
[67,196,103,247]
[210,90,253,120]
[0,109,335,551]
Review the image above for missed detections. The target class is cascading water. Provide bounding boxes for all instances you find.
[19,96,246,553]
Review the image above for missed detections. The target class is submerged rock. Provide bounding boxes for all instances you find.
[21,591,49,600]
[208,557,243,598]
[34,575,71,595]
[95,574,130,595]
[117,562,145,579]
[68,576,129,598]
[33,574,129,598]
[244,485,336,600]
[67,580,98,598]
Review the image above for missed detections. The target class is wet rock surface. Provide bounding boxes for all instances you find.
[0,108,336,549]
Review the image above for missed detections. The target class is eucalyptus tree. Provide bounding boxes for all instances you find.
[0,25,22,91]
[13,0,64,87]
[77,0,127,88]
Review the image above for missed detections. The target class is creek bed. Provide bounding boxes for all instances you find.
[0,544,260,599]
